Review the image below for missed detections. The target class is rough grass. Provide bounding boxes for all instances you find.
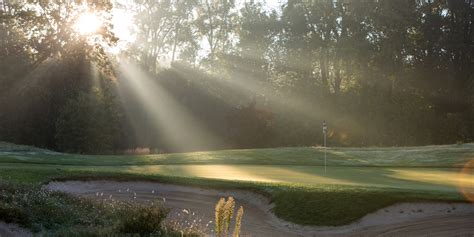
[0,181,200,236]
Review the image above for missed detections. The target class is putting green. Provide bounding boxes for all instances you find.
[1,142,473,167]
[87,165,473,192]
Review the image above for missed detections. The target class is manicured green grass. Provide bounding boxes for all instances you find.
[1,142,473,167]
[0,142,473,227]
[0,162,467,192]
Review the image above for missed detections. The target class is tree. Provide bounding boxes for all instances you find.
[55,89,120,154]
[196,0,238,64]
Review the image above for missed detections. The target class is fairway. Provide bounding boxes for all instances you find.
[1,142,473,193]
[108,165,471,192]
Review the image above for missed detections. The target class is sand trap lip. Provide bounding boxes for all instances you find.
[46,181,474,237]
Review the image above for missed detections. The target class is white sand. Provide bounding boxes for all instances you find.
[47,181,474,237]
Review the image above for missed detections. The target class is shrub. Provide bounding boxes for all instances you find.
[117,201,168,236]
[0,182,200,236]
[0,182,113,232]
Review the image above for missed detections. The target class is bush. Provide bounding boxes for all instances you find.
[0,202,28,225]
[117,201,169,236]
[0,182,201,236]
[0,182,113,232]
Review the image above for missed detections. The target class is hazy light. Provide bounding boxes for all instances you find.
[74,13,102,35]
[389,169,474,188]
[460,159,474,203]
[112,8,135,44]
[116,59,224,151]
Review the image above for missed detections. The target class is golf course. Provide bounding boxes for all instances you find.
[2,0,474,236]
[1,142,473,236]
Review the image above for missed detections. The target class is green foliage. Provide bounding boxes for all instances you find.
[55,89,120,154]
[1,0,473,151]
[0,182,113,232]
[46,226,116,237]
[117,201,168,236]
[228,102,275,148]
[0,181,197,236]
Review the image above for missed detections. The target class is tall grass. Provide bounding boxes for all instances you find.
[223,196,235,235]
[233,206,244,237]
[214,196,244,237]
[214,197,226,235]
[0,181,201,236]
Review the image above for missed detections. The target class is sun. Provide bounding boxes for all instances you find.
[74,12,102,35]
[72,7,135,53]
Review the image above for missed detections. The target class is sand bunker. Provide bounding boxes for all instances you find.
[0,221,31,237]
[46,181,474,237]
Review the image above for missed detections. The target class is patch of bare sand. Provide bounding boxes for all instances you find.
[0,222,31,237]
[46,181,474,237]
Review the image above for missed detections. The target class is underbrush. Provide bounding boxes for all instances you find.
[0,182,201,236]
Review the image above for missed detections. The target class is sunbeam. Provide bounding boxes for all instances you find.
[170,59,366,144]
[116,59,225,152]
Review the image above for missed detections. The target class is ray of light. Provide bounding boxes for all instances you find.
[171,59,366,140]
[459,159,474,202]
[116,59,225,152]
[6,57,59,94]
[388,168,474,188]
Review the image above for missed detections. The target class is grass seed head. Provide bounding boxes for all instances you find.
[214,197,226,235]
[233,206,244,237]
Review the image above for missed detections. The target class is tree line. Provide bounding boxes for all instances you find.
[0,0,473,153]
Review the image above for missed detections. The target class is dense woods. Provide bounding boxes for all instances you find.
[0,0,473,153]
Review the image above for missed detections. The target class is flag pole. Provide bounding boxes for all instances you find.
[323,121,327,174]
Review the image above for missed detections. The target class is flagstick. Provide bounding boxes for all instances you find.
[323,121,327,174]
[324,130,326,174]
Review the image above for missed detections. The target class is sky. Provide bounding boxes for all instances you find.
[248,0,283,11]
[109,0,284,58]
